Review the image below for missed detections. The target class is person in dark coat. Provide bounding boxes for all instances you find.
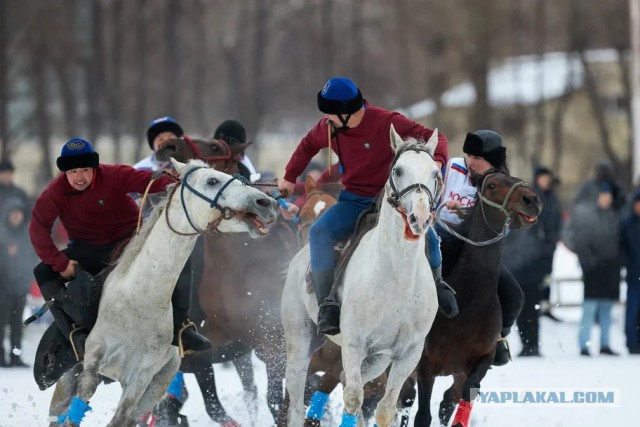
[619,190,640,354]
[0,159,30,224]
[564,182,622,356]
[0,197,36,367]
[573,160,625,211]
[503,166,562,357]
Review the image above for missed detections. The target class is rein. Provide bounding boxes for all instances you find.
[435,174,527,247]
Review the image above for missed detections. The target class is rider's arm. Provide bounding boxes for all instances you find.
[29,188,68,272]
[283,120,328,184]
[115,164,176,194]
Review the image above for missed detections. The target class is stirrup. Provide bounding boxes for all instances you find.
[494,336,512,366]
[436,279,456,294]
[319,298,340,310]
[177,321,197,358]
[69,325,86,362]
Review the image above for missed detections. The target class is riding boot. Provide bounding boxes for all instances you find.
[171,263,211,353]
[432,266,459,318]
[493,327,512,367]
[311,269,340,336]
[39,279,89,361]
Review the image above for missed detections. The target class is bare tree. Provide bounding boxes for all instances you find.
[0,0,8,160]
[133,0,149,161]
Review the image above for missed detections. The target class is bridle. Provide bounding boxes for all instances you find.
[165,166,250,236]
[436,173,528,247]
[386,145,443,214]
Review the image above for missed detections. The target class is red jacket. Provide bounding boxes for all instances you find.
[30,164,174,272]
[284,105,448,197]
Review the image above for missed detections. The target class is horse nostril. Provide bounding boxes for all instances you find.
[408,213,417,224]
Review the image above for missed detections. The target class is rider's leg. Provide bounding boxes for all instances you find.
[493,265,524,366]
[171,257,212,352]
[426,226,458,318]
[309,191,376,335]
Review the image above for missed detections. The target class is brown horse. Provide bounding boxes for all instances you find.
[414,172,541,426]
[155,136,300,426]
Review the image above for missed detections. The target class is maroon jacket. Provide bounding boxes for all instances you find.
[30,164,174,272]
[284,105,448,197]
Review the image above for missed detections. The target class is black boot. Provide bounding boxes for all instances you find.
[171,318,212,354]
[310,269,340,335]
[39,279,89,361]
[432,266,458,318]
[493,327,512,366]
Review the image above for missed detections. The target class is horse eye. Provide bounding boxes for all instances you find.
[207,178,219,186]
[488,183,496,190]
[210,146,219,152]
[393,167,402,177]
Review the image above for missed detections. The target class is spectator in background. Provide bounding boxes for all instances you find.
[564,182,622,356]
[619,190,640,355]
[574,160,625,211]
[503,166,562,357]
[0,197,36,367]
[0,159,30,221]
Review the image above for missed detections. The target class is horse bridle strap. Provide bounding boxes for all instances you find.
[387,146,442,212]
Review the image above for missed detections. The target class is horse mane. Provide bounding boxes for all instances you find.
[112,160,209,275]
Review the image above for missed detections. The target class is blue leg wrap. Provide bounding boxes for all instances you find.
[306,391,330,419]
[340,412,358,427]
[66,396,92,425]
[167,371,185,399]
[56,414,67,424]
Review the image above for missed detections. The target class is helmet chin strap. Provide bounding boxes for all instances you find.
[335,113,352,130]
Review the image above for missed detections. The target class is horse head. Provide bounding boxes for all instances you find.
[157,137,251,174]
[476,172,541,231]
[387,124,442,240]
[169,158,277,237]
[297,175,338,243]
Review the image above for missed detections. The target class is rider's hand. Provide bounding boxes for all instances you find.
[277,179,295,198]
[60,260,78,280]
[445,200,462,212]
[280,203,300,220]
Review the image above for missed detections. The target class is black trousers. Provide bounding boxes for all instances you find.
[34,240,194,326]
[498,266,525,333]
[516,283,542,351]
[0,292,27,352]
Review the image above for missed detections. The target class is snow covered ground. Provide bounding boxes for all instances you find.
[1,244,638,426]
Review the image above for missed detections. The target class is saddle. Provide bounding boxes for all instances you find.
[33,269,104,390]
[306,203,379,299]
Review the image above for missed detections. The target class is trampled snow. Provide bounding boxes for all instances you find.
[1,245,637,426]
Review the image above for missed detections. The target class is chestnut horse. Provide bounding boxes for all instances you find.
[155,137,300,426]
[414,172,541,426]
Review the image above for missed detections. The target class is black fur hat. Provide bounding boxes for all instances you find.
[146,116,184,150]
[56,138,100,172]
[463,130,506,168]
[213,120,247,145]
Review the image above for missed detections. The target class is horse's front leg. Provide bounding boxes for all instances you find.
[374,344,423,427]
[61,343,106,427]
[48,364,82,425]
[340,341,367,425]
[446,354,492,427]
[283,317,316,426]
[415,357,436,426]
[106,367,156,427]
[131,352,181,421]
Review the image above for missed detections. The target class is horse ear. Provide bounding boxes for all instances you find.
[425,128,439,155]
[389,124,403,151]
[170,158,187,173]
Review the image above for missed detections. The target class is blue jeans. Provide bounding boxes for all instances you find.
[579,299,614,350]
[309,190,376,272]
[625,284,640,350]
[308,190,442,271]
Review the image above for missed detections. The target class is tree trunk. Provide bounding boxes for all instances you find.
[32,42,53,188]
[54,61,78,139]
[0,0,8,160]
[133,0,148,161]
[164,0,180,115]
[108,0,123,162]
[84,0,106,144]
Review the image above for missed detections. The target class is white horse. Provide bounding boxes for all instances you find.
[57,159,277,427]
[281,126,441,426]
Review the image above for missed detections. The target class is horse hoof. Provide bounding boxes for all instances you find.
[304,418,321,427]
